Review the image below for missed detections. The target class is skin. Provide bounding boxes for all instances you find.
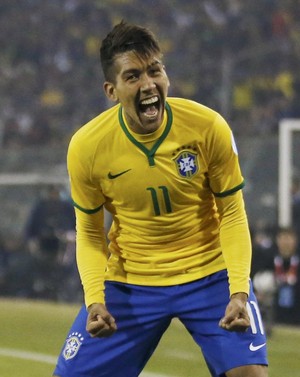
[54,51,268,377]
[276,230,298,258]
[103,50,169,134]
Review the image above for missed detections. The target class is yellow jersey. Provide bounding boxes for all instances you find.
[68,98,251,306]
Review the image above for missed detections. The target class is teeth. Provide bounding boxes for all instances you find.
[140,96,158,105]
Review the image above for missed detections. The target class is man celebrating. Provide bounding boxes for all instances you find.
[54,21,268,377]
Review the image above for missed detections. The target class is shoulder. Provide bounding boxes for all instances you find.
[67,104,120,172]
[167,97,223,126]
[167,97,217,115]
[167,97,230,135]
[68,104,120,155]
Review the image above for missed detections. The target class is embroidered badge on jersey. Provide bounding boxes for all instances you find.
[63,332,84,360]
[173,150,199,178]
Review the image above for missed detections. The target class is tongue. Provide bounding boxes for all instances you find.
[143,105,157,116]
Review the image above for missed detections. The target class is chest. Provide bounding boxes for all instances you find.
[94,134,212,216]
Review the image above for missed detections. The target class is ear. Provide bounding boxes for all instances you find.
[103,82,118,102]
[163,65,170,88]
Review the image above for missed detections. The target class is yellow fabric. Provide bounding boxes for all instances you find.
[216,191,251,295]
[75,208,108,306]
[67,97,251,307]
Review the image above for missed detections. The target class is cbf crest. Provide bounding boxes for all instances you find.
[63,332,84,360]
[173,150,199,178]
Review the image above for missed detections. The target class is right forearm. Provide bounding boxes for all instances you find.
[75,208,109,307]
[77,241,107,307]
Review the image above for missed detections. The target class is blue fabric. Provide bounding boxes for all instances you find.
[54,270,268,377]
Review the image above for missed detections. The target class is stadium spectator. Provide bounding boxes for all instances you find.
[0,233,34,298]
[273,226,300,326]
[24,185,76,301]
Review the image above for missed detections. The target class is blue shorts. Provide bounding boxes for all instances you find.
[54,270,268,377]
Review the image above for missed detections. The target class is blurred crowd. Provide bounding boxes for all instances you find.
[1,0,300,149]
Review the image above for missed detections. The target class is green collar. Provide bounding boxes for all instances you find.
[118,102,173,166]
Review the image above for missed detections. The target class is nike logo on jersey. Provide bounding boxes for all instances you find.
[108,169,131,179]
[249,342,266,352]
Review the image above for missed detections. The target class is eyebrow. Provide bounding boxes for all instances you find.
[121,59,163,77]
[149,59,163,66]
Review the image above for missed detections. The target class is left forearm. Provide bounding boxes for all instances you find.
[216,191,252,296]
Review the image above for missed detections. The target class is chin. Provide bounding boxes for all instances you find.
[142,118,162,133]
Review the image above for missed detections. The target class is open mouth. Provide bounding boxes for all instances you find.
[138,96,160,119]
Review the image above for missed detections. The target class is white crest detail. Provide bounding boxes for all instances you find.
[179,156,195,173]
[63,332,84,360]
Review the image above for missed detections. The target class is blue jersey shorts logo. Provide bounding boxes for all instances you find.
[173,151,199,178]
[63,332,84,360]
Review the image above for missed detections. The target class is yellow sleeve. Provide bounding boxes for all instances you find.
[206,115,244,195]
[67,135,105,212]
[215,190,251,296]
[75,207,109,307]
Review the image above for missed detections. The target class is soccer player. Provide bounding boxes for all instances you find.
[54,21,268,377]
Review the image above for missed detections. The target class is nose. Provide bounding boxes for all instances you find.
[140,74,156,91]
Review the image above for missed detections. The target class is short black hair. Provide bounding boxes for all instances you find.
[100,20,162,82]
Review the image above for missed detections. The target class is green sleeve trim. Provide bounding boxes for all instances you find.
[72,200,103,214]
[213,181,245,198]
